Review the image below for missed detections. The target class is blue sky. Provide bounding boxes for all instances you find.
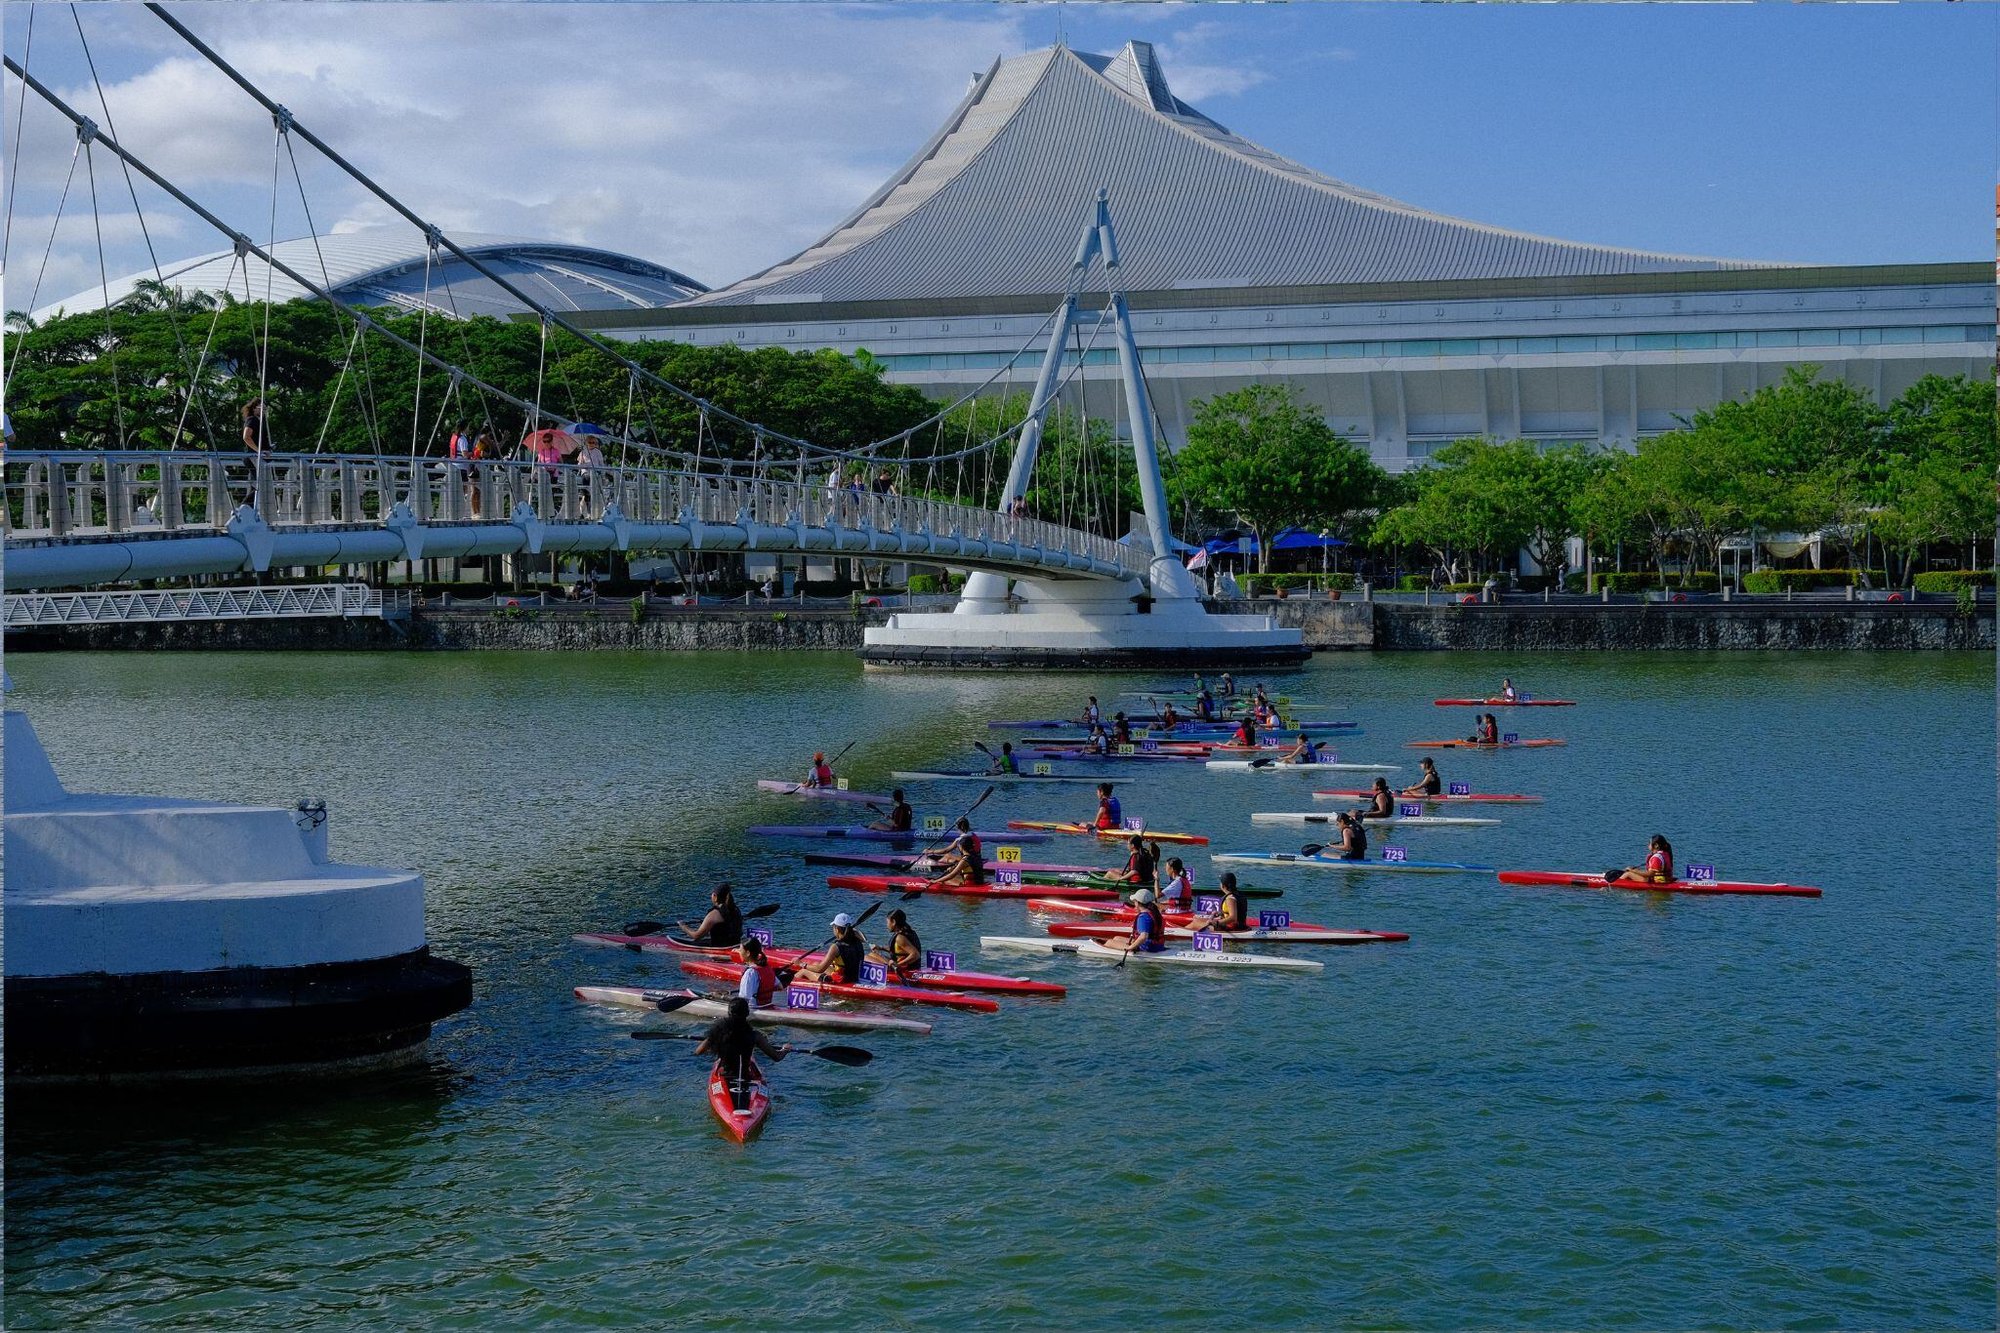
[4,2,1994,311]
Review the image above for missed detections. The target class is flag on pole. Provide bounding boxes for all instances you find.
[1186,547,1209,571]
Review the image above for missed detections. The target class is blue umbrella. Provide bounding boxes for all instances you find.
[568,422,608,436]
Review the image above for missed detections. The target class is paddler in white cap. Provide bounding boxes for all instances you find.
[790,913,865,985]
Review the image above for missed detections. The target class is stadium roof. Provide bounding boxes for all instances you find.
[31,227,705,323]
[694,40,1774,309]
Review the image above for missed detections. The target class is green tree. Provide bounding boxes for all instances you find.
[1171,384,1382,571]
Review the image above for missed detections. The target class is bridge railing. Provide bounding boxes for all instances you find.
[3,451,1150,578]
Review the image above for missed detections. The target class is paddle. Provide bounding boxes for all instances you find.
[629,1031,874,1067]
[901,785,997,894]
[777,899,885,983]
[621,902,780,938]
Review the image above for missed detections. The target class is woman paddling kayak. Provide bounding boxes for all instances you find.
[1610,835,1675,886]
[1110,887,1169,955]
[984,743,1020,777]
[1103,833,1156,886]
[696,996,790,1092]
[1090,783,1123,830]
[792,913,866,984]
[734,937,782,1006]
[686,884,745,947]
[1355,779,1395,821]
[868,789,915,833]
[1158,857,1194,912]
[1333,811,1369,861]
[1468,713,1500,745]
[1400,758,1444,798]
[869,908,924,975]
[1188,873,1251,933]
[930,818,986,887]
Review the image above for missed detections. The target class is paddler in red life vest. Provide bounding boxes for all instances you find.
[868,788,914,833]
[1610,835,1675,885]
[685,883,745,946]
[1468,713,1499,745]
[1157,701,1181,733]
[1111,713,1134,745]
[1104,833,1156,885]
[1158,856,1194,911]
[1355,778,1396,820]
[1400,757,1443,798]
[1113,887,1169,954]
[806,751,836,788]
[733,936,782,1007]
[930,818,985,886]
[868,908,923,975]
[1091,782,1123,830]
[1233,715,1257,747]
[1189,873,1250,932]
[791,913,865,984]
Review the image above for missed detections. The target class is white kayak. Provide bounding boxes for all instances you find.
[1250,812,1499,828]
[573,985,934,1034]
[1207,760,1399,773]
[889,770,1104,784]
[979,936,1323,972]
[1213,852,1495,875]
[755,779,892,805]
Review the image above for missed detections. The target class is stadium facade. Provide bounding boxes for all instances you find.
[581,41,1993,471]
[32,227,707,324]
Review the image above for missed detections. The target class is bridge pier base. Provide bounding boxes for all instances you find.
[860,575,1308,670]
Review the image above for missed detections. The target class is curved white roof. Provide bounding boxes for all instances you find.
[31,228,705,323]
[697,41,1774,307]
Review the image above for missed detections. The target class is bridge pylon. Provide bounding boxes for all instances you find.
[861,193,1309,669]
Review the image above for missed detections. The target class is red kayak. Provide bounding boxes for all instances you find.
[708,1059,772,1143]
[678,957,1000,1012]
[1408,739,1565,749]
[570,933,1066,996]
[1498,870,1822,898]
[1006,820,1210,846]
[825,873,1119,901]
[1314,789,1542,804]
[1434,698,1575,707]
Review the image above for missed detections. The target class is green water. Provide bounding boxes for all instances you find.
[5,650,1994,1329]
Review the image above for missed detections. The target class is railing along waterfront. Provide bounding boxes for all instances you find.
[3,451,1148,580]
[5,582,381,626]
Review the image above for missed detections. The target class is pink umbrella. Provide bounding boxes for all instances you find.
[522,428,573,464]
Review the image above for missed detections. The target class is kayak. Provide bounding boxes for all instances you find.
[804,852,1107,874]
[979,936,1324,972]
[678,957,1000,1013]
[992,719,1357,733]
[1434,698,1575,707]
[1208,759,1400,773]
[571,934,1067,995]
[1314,789,1542,805]
[1042,921,1408,946]
[824,873,1120,901]
[1253,809,1501,829]
[1026,749,1212,764]
[1213,851,1496,874]
[747,826,1050,843]
[708,1060,772,1143]
[573,985,934,1034]
[1407,739,1566,750]
[755,780,892,804]
[1006,820,1209,846]
[1025,897,1287,918]
[1498,869,1823,898]
[889,769,1103,784]
[1020,737,1216,752]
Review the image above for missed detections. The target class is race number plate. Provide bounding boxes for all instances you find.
[1684,863,1716,882]
[1260,736,1282,748]
[1258,910,1291,930]
[1118,744,1136,755]
[785,986,821,1010]
[1191,930,1223,952]
[925,950,956,972]
[995,845,1022,863]
[1032,762,1053,775]
[859,961,888,986]
[836,777,850,790]
[923,815,947,832]
[1124,816,1145,832]
[1383,846,1408,863]
[1142,739,1160,753]
[747,926,773,947]
[1502,732,1519,744]
[995,867,1023,886]
[1448,782,1471,796]
[1193,895,1222,915]
[1398,802,1424,817]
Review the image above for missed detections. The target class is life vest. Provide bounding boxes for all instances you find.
[1646,849,1671,878]
[828,935,863,984]
[1097,796,1122,829]
[812,762,834,786]
[746,960,779,1006]
[1218,890,1248,930]
[1160,870,1193,909]
[889,803,913,832]
[701,901,744,947]
[1134,907,1166,951]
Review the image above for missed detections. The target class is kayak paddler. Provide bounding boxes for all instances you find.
[868,788,915,833]
[1158,856,1194,912]
[1189,872,1250,932]
[1111,713,1134,745]
[1400,757,1443,798]
[1091,782,1124,830]
[1355,778,1395,820]
[1232,716,1258,747]
[1104,832,1156,885]
[695,996,790,1088]
[807,750,837,788]
[734,936,782,1006]
[1157,701,1181,732]
[792,913,866,984]
[1113,887,1169,954]
[1082,696,1103,727]
[1500,678,1519,703]
[685,883,746,946]
[1081,725,1110,757]
[930,818,985,886]
[1610,835,1675,885]
[1332,810,1368,861]
[1281,733,1321,766]
[1469,713,1499,745]
[868,907,923,974]
[985,742,1020,776]
[1194,688,1217,723]
[1219,672,1236,698]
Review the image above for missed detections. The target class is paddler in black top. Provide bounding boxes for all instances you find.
[868,788,915,833]
[684,883,745,946]
[984,742,1019,776]
[1105,833,1156,885]
[932,817,985,886]
[792,913,866,984]
[1194,687,1217,722]
[1190,872,1250,932]
[1111,713,1134,745]
[695,997,790,1088]
[1219,672,1236,698]
[1400,757,1443,797]
[869,907,924,974]
[1332,810,1368,861]
[1355,778,1396,820]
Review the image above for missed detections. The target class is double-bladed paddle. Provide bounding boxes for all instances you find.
[630,1030,873,1067]
[621,901,780,939]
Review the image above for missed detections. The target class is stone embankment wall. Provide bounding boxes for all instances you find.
[1372,602,1994,651]
[1206,598,1374,649]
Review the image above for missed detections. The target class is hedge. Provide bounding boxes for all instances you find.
[1239,573,1355,595]
[1568,572,1722,593]
[1740,569,1885,593]
[1397,574,1431,591]
[1913,570,1996,593]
